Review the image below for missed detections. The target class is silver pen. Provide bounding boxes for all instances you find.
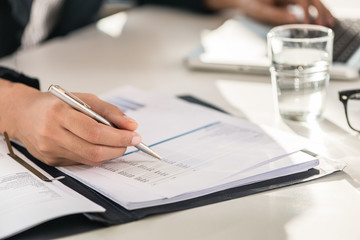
[48,84,161,160]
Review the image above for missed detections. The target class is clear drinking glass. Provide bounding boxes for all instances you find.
[267,24,334,121]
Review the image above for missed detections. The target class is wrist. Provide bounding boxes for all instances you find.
[205,0,243,11]
[0,80,40,140]
[0,66,40,90]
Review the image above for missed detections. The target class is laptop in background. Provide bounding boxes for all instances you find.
[186,5,360,81]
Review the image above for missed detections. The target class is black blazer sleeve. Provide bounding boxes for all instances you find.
[0,66,40,90]
[136,0,212,13]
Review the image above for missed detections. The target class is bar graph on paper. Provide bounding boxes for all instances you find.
[107,96,145,112]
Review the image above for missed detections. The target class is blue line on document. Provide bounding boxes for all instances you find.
[124,121,221,156]
[116,96,144,107]
[108,96,145,111]
[109,102,137,111]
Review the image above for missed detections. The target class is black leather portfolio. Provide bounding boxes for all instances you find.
[8,96,340,240]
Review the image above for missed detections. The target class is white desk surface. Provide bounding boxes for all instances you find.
[2,5,360,240]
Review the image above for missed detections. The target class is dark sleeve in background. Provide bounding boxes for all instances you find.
[0,66,40,90]
[0,0,104,58]
[0,0,32,58]
[0,0,212,58]
[136,0,212,13]
[48,0,104,39]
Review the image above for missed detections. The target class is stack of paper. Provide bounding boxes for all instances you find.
[0,141,104,239]
[59,87,318,210]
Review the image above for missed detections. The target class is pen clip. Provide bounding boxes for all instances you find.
[49,85,91,109]
[3,132,65,182]
[65,91,91,109]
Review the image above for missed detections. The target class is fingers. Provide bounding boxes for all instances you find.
[16,91,143,166]
[244,1,298,25]
[50,130,129,166]
[290,0,310,24]
[287,0,336,26]
[26,113,136,166]
[61,107,142,147]
[76,93,138,131]
[53,95,143,165]
[310,0,336,27]
[243,0,335,26]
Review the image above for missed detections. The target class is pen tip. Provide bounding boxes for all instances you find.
[153,153,162,160]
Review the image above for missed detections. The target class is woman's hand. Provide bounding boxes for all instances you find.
[1,81,141,166]
[206,0,336,27]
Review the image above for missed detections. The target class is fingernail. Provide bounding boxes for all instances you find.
[124,115,137,123]
[131,135,142,145]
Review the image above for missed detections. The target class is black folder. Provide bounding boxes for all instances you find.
[8,96,341,240]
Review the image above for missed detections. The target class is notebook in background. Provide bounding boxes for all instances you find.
[186,2,360,81]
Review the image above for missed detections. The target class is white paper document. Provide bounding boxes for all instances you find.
[60,87,319,210]
[0,140,105,239]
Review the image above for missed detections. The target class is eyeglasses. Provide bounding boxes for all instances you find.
[339,89,360,133]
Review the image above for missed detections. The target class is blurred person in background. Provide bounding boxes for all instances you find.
[0,0,335,58]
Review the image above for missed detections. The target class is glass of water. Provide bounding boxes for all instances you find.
[267,24,334,121]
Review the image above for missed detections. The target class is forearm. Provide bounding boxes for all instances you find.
[0,79,19,137]
[205,0,243,11]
